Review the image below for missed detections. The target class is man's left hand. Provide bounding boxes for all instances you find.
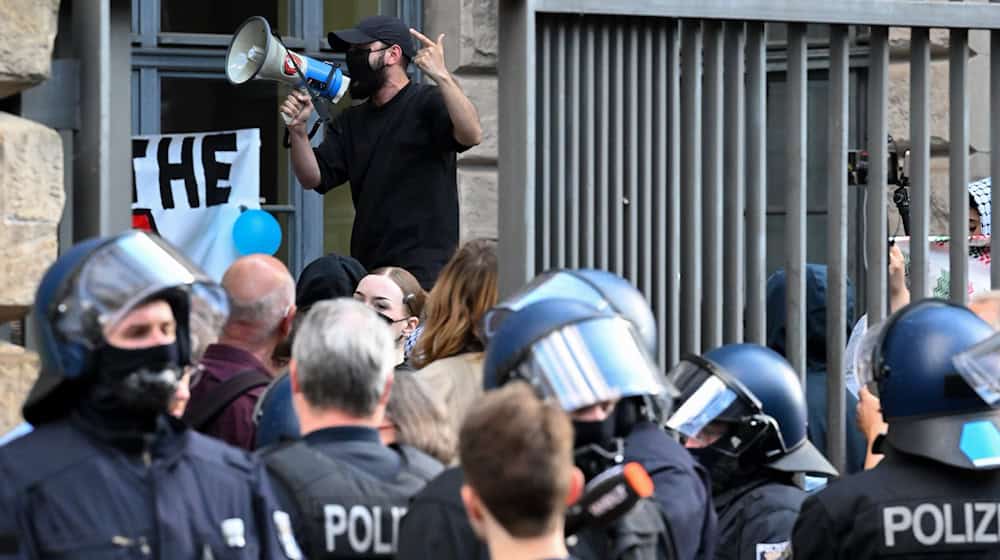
[410,29,450,83]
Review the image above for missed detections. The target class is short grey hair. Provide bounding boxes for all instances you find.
[226,281,294,343]
[292,298,396,416]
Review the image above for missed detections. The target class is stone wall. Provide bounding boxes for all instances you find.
[0,0,64,431]
[425,0,499,243]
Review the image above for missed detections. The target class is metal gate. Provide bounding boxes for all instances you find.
[498,0,1000,472]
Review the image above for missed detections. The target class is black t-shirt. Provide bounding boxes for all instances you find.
[313,82,469,289]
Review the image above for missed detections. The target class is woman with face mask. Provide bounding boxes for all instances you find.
[354,266,426,368]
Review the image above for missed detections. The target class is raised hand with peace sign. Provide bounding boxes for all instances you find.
[409,28,450,84]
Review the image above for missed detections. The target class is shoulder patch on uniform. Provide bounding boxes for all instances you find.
[755,541,791,559]
[273,510,303,560]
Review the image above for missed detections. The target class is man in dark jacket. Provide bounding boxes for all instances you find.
[666,343,838,559]
[0,232,301,559]
[258,298,442,558]
[766,264,866,474]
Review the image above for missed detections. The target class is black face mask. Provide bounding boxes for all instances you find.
[689,446,762,496]
[346,47,390,100]
[573,417,621,481]
[92,343,182,417]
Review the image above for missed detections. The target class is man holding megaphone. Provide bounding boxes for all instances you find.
[282,15,482,290]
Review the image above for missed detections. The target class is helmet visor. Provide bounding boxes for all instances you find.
[953,332,1000,406]
[511,316,667,413]
[665,357,766,456]
[54,232,229,347]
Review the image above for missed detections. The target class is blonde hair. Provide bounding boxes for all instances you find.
[386,370,456,465]
[411,239,498,368]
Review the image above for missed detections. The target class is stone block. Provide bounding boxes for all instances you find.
[0,0,61,99]
[458,0,498,70]
[0,342,37,432]
[425,0,497,71]
[0,112,64,322]
[458,166,497,242]
[455,74,498,162]
[888,59,951,144]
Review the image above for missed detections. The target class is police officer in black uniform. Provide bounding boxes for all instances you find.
[792,298,1000,559]
[257,298,442,558]
[666,344,838,560]
[481,269,717,560]
[0,231,302,559]
[399,297,677,560]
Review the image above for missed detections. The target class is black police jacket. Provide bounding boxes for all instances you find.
[625,422,717,560]
[397,466,674,560]
[712,477,804,560]
[0,415,300,559]
[792,445,1000,559]
[259,427,442,558]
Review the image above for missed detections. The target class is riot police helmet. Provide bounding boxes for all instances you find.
[25,231,228,424]
[482,298,670,415]
[482,269,657,355]
[666,343,837,477]
[857,298,999,469]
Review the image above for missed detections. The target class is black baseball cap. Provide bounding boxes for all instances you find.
[328,15,417,59]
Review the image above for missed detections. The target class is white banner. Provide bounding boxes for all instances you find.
[892,236,992,298]
[131,128,261,280]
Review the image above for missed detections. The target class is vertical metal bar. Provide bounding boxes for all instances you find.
[599,23,610,270]
[994,8,1000,289]
[703,20,724,351]
[667,21,681,367]
[628,20,640,281]
[951,28,970,305]
[555,22,567,268]
[827,24,850,477]
[655,21,669,367]
[681,20,703,356]
[867,26,889,324]
[497,0,536,296]
[568,19,581,269]
[540,21,552,270]
[746,22,767,345]
[614,24,625,275]
[724,22,746,345]
[787,23,808,382]
[911,28,931,299]
[583,20,596,269]
[641,23,654,300]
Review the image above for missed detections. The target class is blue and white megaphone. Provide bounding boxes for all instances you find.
[226,16,350,120]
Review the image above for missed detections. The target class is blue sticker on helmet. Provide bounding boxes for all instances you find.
[960,420,1000,468]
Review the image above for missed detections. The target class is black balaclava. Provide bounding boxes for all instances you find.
[573,415,621,481]
[346,47,390,100]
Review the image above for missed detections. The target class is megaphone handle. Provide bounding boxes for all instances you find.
[272,30,333,148]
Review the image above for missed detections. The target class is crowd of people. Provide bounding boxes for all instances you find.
[4,12,1000,560]
[4,224,1000,559]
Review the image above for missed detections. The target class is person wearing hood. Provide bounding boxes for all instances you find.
[0,232,302,559]
[666,344,838,560]
[281,15,482,290]
[766,264,867,474]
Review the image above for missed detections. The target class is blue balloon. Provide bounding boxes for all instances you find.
[233,209,282,255]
